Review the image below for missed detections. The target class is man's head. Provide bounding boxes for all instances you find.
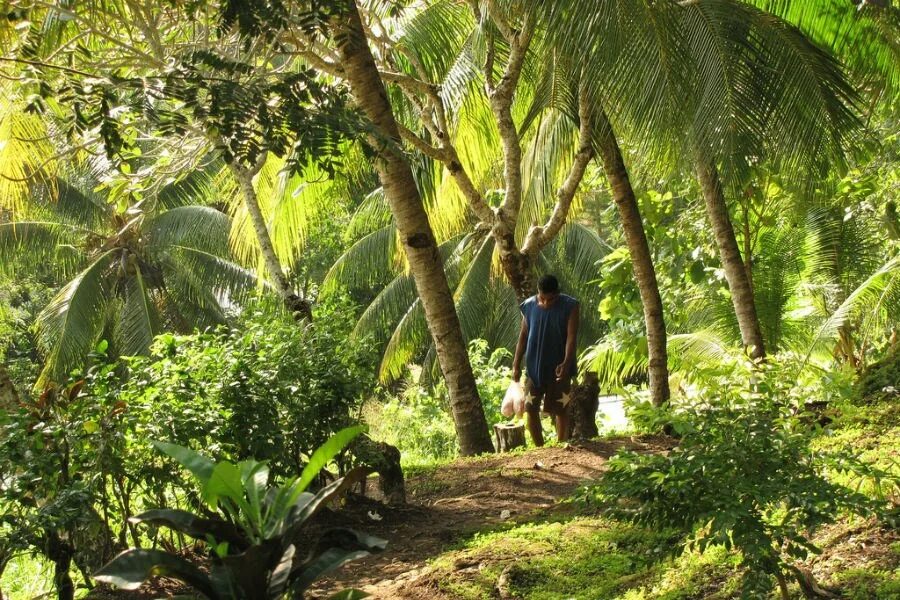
[537,274,560,306]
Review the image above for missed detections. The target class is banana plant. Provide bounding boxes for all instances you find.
[94,426,384,600]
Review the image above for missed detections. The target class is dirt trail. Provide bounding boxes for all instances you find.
[309,436,674,600]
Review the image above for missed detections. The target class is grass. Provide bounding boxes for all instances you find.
[1,554,51,600]
[418,508,755,600]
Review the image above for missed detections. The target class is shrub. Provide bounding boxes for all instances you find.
[581,359,898,599]
[121,300,376,478]
[856,349,900,404]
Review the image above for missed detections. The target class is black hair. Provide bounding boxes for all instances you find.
[538,274,559,294]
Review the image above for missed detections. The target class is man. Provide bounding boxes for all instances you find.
[512,274,580,446]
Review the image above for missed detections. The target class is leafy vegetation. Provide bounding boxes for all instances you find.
[583,359,898,598]
[95,430,384,600]
[0,0,898,598]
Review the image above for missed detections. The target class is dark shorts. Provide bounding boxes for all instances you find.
[524,377,572,416]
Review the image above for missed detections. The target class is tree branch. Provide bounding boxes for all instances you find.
[491,15,535,225]
[395,121,446,161]
[523,85,594,255]
[378,70,438,96]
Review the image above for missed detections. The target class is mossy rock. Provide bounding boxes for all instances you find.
[856,349,900,404]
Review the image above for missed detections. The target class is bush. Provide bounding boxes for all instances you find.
[0,300,377,598]
[856,349,900,404]
[121,299,376,478]
[581,359,898,599]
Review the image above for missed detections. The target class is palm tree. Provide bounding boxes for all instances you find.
[328,0,495,454]
[0,168,254,386]
[679,0,865,360]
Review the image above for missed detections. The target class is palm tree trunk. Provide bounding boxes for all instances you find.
[331,0,493,455]
[595,111,670,407]
[230,163,312,320]
[694,157,766,359]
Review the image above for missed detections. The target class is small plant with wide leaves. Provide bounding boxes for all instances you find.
[94,426,384,599]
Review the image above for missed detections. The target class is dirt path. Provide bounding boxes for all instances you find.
[308,436,674,600]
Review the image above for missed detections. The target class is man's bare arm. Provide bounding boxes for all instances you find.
[512,316,528,381]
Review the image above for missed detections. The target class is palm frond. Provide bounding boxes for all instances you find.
[145,205,232,256]
[580,337,649,392]
[379,298,428,382]
[35,249,118,386]
[322,225,398,294]
[353,272,419,350]
[166,245,258,305]
[155,159,223,209]
[747,0,900,99]
[346,187,393,240]
[0,96,58,216]
[683,0,862,188]
[454,235,495,343]
[36,177,111,230]
[0,221,86,277]
[804,254,900,360]
[118,265,160,356]
[394,0,476,83]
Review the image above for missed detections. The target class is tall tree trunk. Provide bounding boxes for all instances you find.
[694,157,766,359]
[331,0,493,455]
[230,163,312,320]
[595,112,670,407]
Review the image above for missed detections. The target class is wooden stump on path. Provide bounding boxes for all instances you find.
[494,423,526,452]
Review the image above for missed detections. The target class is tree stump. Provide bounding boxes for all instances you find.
[494,423,526,452]
[351,435,406,505]
[569,371,600,440]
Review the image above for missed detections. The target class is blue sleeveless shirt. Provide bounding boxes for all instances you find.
[520,294,578,387]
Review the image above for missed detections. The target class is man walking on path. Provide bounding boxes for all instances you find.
[512,275,580,446]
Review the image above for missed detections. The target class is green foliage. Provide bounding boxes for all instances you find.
[856,349,900,404]
[581,359,898,598]
[0,299,375,597]
[366,339,511,465]
[95,430,385,600]
[119,299,375,479]
[833,566,900,600]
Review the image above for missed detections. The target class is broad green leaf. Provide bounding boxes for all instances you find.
[295,425,365,495]
[152,441,215,484]
[204,461,251,516]
[94,549,217,599]
[130,509,248,549]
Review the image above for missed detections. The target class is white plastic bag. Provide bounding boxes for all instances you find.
[502,381,526,418]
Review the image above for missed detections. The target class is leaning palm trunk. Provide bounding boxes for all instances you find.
[694,157,766,359]
[230,162,312,320]
[595,111,670,407]
[331,0,493,455]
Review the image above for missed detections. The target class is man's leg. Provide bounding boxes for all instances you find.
[555,413,571,442]
[523,378,545,447]
[547,378,572,442]
[527,406,544,447]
